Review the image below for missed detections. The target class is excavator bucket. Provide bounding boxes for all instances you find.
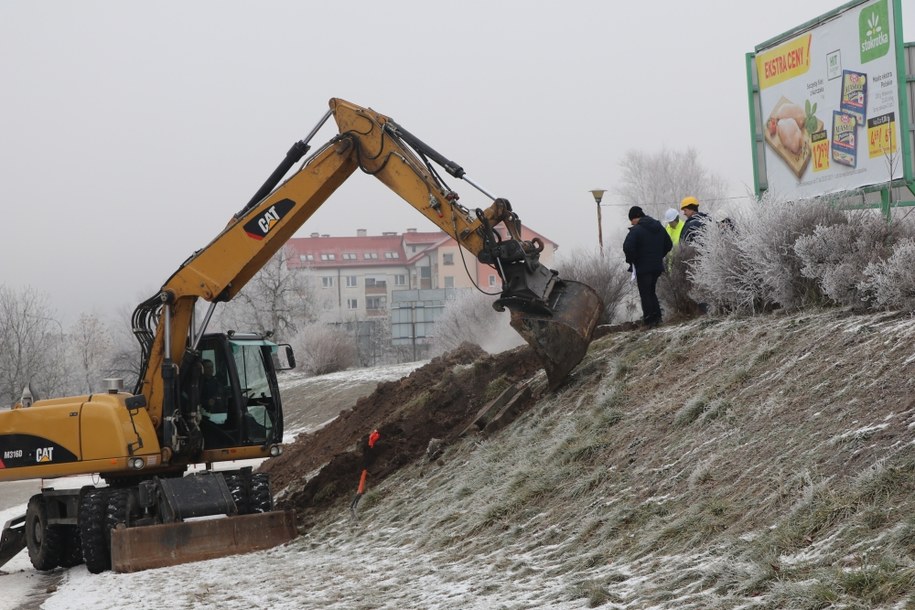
[110,510,297,573]
[0,515,26,569]
[510,280,604,390]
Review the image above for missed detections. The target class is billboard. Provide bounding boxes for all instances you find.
[748,0,911,199]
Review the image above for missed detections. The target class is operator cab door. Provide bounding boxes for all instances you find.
[227,338,284,446]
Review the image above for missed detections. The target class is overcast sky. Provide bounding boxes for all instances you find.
[1,1,912,323]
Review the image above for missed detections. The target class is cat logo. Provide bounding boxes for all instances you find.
[243,199,295,240]
[36,447,54,463]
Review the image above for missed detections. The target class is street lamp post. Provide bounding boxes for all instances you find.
[589,189,606,254]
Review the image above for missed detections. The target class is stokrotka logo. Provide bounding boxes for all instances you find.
[859,0,890,63]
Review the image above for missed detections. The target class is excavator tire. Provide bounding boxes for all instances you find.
[224,472,251,514]
[510,280,604,390]
[250,473,273,513]
[79,488,112,574]
[25,495,63,571]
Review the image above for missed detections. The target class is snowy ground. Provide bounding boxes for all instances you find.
[0,362,420,610]
[29,521,592,610]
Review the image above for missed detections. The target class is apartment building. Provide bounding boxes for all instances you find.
[287,226,556,318]
[285,226,558,359]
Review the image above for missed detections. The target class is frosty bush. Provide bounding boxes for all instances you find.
[555,249,632,324]
[292,323,358,376]
[860,238,915,310]
[689,195,846,313]
[658,247,704,320]
[794,213,913,308]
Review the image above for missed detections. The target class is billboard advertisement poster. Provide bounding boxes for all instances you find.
[754,0,902,198]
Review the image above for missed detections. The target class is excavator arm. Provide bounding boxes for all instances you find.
[135,98,603,451]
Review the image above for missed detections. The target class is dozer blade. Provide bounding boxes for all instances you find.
[0,515,26,570]
[510,280,603,390]
[110,510,297,573]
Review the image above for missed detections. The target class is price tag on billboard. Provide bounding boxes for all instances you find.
[867,112,896,159]
[811,130,830,172]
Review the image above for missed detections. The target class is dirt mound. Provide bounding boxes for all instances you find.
[259,342,543,527]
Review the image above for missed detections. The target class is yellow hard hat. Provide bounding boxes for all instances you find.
[680,195,699,209]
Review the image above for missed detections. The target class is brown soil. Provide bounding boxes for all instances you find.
[259,342,543,527]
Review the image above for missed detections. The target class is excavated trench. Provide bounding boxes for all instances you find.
[259,342,544,528]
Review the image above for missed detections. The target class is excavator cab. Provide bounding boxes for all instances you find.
[186,334,289,455]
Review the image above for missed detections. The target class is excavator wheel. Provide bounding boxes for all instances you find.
[106,489,140,533]
[509,279,604,390]
[79,488,112,574]
[25,495,63,571]
[250,473,274,513]
[224,471,273,514]
[224,473,251,514]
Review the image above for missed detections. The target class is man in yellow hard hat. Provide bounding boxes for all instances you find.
[679,195,710,244]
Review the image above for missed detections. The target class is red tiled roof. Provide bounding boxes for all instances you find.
[286,234,407,269]
[401,231,445,245]
[286,224,558,269]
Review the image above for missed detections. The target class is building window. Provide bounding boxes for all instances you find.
[488,275,496,287]
[384,252,399,259]
[347,298,358,309]
[442,253,454,265]
[444,276,454,288]
[394,275,406,286]
[320,253,336,261]
[364,252,378,260]
[322,277,335,288]
[299,254,314,262]
[345,276,358,287]
[366,296,386,310]
[342,253,357,260]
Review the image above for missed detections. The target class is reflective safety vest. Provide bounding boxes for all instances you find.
[665,221,683,250]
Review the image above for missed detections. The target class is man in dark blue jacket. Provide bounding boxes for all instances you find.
[623,206,673,327]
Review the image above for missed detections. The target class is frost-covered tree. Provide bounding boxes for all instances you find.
[68,312,114,393]
[105,304,143,391]
[214,248,319,342]
[0,285,71,406]
[616,147,729,220]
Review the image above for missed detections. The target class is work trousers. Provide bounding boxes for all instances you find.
[636,271,662,326]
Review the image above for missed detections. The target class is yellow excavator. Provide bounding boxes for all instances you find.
[0,98,603,573]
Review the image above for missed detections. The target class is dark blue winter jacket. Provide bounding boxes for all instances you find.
[623,215,673,275]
